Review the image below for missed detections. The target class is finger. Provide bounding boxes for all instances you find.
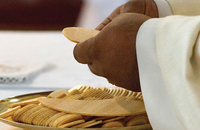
[95,18,111,31]
[145,0,158,18]
[121,0,145,14]
[95,5,122,31]
[73,38,94,64]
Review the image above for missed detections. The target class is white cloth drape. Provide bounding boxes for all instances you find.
[156,15,200,129]
[137,15,200,129]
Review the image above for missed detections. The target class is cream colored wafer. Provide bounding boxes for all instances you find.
[103,116,125,123]
[98,92,112,100]
[66,89,81,98]
[38,97,146,116]
[64,94,83,100]
[92,116,114,121]
[113,88,119,96]
[117,88,124,96]
[124,115,135,124]
[84,97,100,100]
[9,98,39,108]
[52,114,83,127]
[23,105,43,123]
[100,87,109,93]
[59,119,85,128]
[126,115,148,126]
[101,121,124,128]
[7,116,13,121]
[108,88,115,96]
[115,88,121,96]
[135,92,143,100]
[0,105,21,119]
[55,93,66,99]
[120,89,129,97]
[39,110,58,126]
[81,120,103,128]
[135,92,142,98]
[113,96,127,100]
[32,107,50,125]
[62,27,100,43]
[104,88,110,94]
[47,112,66,127]
[47,90,68,98]
[112,88,120,96]
[13,104,36,121]
[126,96,136,101]
[126,90,132,97]
[18,104,38,122]
[82,89,112,100]
[72,119,96,128]
[118,89,125,96]
[26,107,48,124]
[126,92,143,101]
[93,86,100,90]
[132,92,137,97]
[79,85,92,92]
[81,89,95,98]
[68,85,83,92]
[32,108,56,126]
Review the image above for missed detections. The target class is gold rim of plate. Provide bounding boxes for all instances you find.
[0,91,152,130]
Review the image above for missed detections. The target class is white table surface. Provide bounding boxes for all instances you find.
[0,31,115,129]
[0,30,116,127]
[0,31,114,96]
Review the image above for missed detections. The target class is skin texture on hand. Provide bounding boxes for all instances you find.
[73,13,150,91]
[73,0,158,91]
[96,0,158,30]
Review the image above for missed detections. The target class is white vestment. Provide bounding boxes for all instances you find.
[137,14,200,130]
[136,1,200,129]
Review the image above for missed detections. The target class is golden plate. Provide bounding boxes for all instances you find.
[0,91,152,130]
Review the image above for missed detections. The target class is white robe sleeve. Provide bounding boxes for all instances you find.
[137,15,200,130]
[136,18,183,130]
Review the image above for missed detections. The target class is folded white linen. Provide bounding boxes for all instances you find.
[0,63,54,84]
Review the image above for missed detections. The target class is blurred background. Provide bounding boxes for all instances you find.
[0,0,128,101]
[0,0,82,30]
[0,0,128,30]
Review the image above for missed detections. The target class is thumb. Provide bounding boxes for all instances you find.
[73,38,94,65]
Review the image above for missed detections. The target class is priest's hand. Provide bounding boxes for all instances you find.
[73,13,150,91]
[96,0,158,31]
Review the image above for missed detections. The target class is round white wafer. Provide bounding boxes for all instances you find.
[126,115,148,126]
[0,105,21,119]
[101,121,124,128]
[62,27,100,43]
[59,119,85,128]
[13,104,36,121]
[52,114,83,127]
[47,112,66,127]
[23,105,43,123]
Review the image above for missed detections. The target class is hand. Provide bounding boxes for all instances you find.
[73,13,150,91]
[96,0,158,30]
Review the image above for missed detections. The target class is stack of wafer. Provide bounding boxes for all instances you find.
[0,85,150,129]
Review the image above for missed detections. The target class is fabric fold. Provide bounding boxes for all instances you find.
[156,15,200,129]
[0,63,54,84]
